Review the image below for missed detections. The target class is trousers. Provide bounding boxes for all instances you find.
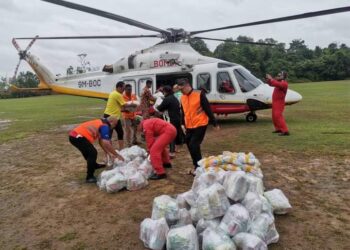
[185,125,207,168]
[272,101,288,133]
[150,126,176,174]
[69,136,98,179]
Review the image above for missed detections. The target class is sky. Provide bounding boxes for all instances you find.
[0,0,349,77]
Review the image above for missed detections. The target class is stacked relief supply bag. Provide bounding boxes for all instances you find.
[223,171,250,202]
[249,213,279,245]
[140,218,169,250]
[202,227,236,250]
[105,172,127,193]
[219,204,250,237]
[166,224,199,250]
[127,172,148,191]
[151,195,179,225]
[233,232,267,250]
[196,183,230,220]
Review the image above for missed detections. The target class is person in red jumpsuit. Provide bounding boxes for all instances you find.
[266,71,290,136]
[140,117,177,180]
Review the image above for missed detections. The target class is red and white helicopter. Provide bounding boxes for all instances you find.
[12,0,350,121]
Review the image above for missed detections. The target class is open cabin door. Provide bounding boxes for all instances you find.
[155,72,193,90]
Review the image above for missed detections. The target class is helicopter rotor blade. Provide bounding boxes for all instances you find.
[15,34,160,40]
[24,35,39,51]
[12,59,22,83]
[12,38,21,52]
[190,6,350,35]
[193,36,275,46]
[41,0,170,35]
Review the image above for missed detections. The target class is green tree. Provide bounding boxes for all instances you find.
[189,38,213,57]
[15,71,39,88]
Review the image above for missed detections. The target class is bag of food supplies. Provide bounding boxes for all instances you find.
[166,224,199,250]
[233,232,267,250]
[106,172,127,193]
[196,183,230,220]
[127,172,148,191]
[219,204,250,237]
[137,159,153,179]
[202,227,236,250]
[249,213,279,245]
[151,195,179,225]
[174,208,192,227]
[140,218,169,250]
[242,192,263,220]
[264,189,292,214]
[223,171,249,202]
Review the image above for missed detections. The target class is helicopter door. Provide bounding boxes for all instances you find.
[155,73,192,89]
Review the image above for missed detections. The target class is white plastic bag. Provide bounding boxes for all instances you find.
[196,218,221,235]
[127,172,148,191]
[190,205,202,223]
[166,224,199,250]
[151,195,179,225]
[106,172,127,193]
[242,192,263,220]
[137,159,153,178]
[98,168,121,190]
[245,174,264,195]
[249,213,279,245]
[233,232,267,250]
[219,204,250,237]
[223,171,249,202]
[192,172,218,194]
[196,183,230,220]
[264,189,292,214]
[202,227,236,250]
[140,218,169,250]
[175,208,192,227]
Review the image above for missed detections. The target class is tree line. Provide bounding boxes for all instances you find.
[190,36,350,82]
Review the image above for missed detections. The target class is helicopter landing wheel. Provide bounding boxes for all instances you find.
[246,112,257,122]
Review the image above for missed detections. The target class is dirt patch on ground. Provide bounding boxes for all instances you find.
[0,128,349,249]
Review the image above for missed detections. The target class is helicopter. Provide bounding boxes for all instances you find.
[12,0,350,122]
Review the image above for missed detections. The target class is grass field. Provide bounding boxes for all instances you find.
[1,80,349,154]
[0,80,349,249]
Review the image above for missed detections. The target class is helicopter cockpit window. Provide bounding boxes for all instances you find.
[217,72,235,94]
[233,68,262,92]
[138,78,153,97]
[197,73,211,93]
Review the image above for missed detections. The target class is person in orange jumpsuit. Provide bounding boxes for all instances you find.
[140,117,177,180]
[266,71,290,136]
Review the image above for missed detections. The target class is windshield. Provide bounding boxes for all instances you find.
[233,68,263,92]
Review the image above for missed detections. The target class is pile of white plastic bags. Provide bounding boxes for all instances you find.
[98,146,153,193]
[140,151,292,250]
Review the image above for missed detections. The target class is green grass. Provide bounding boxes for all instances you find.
[0,95,106,142]
[0,81,349,156]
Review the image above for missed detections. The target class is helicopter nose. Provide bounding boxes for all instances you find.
[285,89,302,104]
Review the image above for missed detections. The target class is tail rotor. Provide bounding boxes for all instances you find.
[11,36,38,83]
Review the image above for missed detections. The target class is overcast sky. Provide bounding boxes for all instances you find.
[1,0,349,76]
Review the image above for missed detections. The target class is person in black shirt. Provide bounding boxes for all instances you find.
[155,85,183,158]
